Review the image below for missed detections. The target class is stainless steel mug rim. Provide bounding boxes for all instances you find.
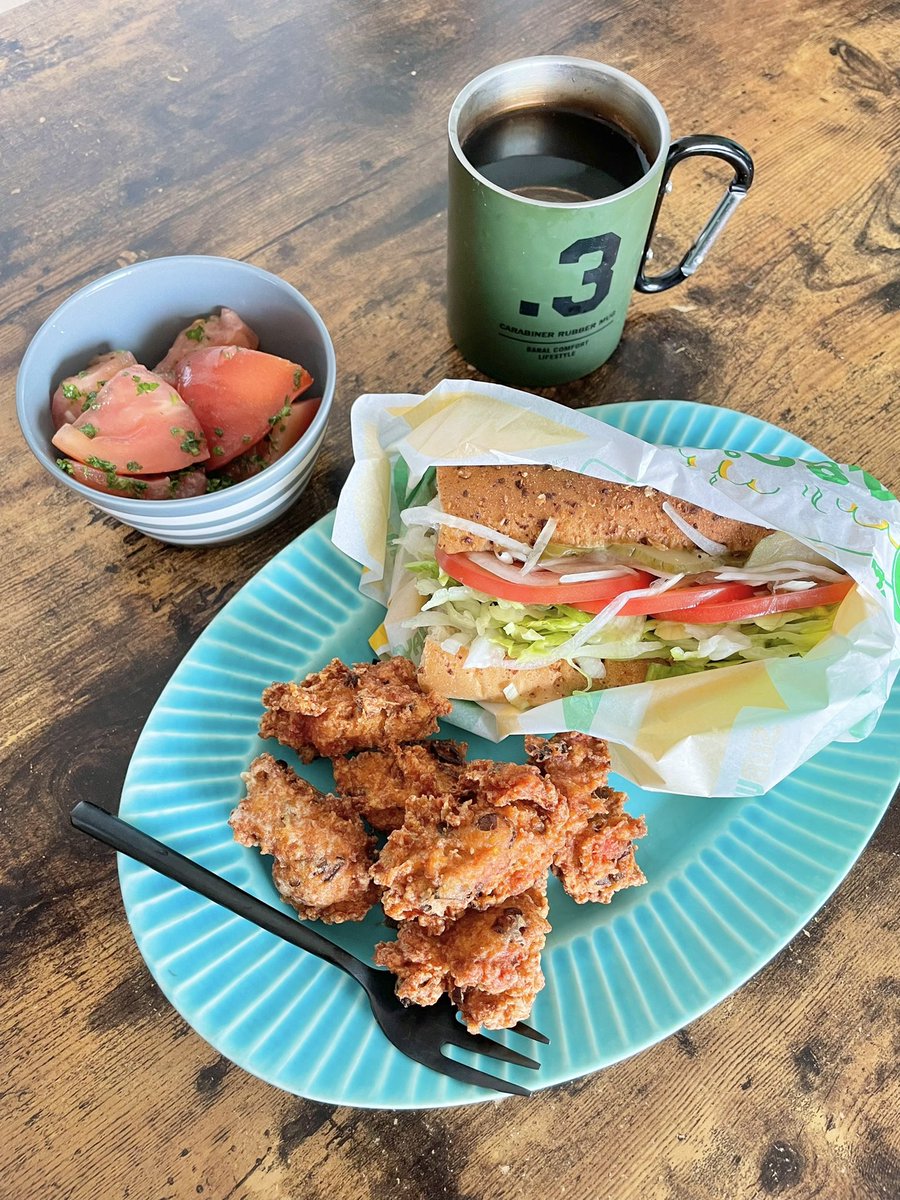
[448,55,671,210]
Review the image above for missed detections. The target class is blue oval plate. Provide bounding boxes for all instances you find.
[118,400,900,1108]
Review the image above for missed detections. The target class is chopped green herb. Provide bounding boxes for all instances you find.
[77,370,87,379]
[80,423,99,439]
[134,380,160,395]
[213,427,224,437]
[56,457,74,475]
[62,383,82,400]
[179,429,204,456]
[241,434,252,444]
[184,323,205,343]
[205,475,235,492]
[125,460,142,472]
[212,446,224,457]
[78,455,147,494]
[292,369,303,388]
[268,403,292,426]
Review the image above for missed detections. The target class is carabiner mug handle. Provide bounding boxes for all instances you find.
[635,135,754,294]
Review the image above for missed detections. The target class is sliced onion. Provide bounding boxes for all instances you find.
[713,559,845,585]
[440,636,466,654]
[520,517,557,575]
[573,657,607,680]
[772,580,817,592]
[400,505,533,559]
[467,552,554,586]
[557,567,639,583]
[661,501,728,555]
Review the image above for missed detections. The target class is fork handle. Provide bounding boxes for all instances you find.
[71,801,372,987]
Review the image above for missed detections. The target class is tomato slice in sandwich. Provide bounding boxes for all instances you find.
[575,581,757,616]
[660,579,855,624]
[435,548,653,605]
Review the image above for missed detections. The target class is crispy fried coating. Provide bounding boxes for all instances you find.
[372,761,567,932]
[332,740,468,832]
[374,886,550,1032]
[260,657,451,763]
[526,733,647,904]
[229,753,379,923]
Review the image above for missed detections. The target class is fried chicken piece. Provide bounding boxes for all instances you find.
[259,657,451,763]
[375,886,550,1032]
[526,732,647,904]
[332,739,468,833]
[372,760,567,932]
[229,753,379,923]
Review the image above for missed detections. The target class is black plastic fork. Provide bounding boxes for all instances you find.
[71,801,547,1097]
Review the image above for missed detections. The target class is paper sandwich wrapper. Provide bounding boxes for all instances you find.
[332,380,900,797]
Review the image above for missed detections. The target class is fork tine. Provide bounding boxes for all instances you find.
[511,1021,550,1044]
[439,1026,540,1070]
[424,1052,533,1097]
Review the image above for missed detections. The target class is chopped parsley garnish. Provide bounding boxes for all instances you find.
[179,429,204,456]
[205,475,235,492]
[241,434,252,443]
[213,427,224,437]
[212,446,224,457]
[185,323,205,343]
[268,403,292,426]
[79,456,147,494]
[62,383,82,400]
[292,369,303,388]
[134,379,160,394]
[56,457,74,475]
[125,460,142,472]
[80,423,98,439]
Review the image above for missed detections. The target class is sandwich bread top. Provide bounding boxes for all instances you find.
[435,465,770,556]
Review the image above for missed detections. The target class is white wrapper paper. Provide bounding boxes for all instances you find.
[332,380,900,796]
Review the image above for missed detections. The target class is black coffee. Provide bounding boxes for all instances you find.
[461,105,650,203]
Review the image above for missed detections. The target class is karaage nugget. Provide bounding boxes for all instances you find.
[374,886,550,1032]
[372,760,566,932]
[331,739,468,832]
[229,753,379,923]
[260,657,451,763]
[526,733,647,904]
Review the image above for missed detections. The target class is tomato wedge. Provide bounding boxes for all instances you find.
[51,350,138,429]
[575,581,757,616]
[436,548,653,605]
[660,580,855,624]
[221,397,321,483]
[59,459,208,499]
[154,308,259,383]
[175,346,313,467]
[52,366,209,474]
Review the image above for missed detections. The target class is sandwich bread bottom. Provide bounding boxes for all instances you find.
[417,638,649,707]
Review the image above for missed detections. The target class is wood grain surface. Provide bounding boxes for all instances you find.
[1,0,898,1197]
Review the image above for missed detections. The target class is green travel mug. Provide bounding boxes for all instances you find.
[447,56,753,387]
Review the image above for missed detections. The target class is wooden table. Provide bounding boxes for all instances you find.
[2,1,898,1197]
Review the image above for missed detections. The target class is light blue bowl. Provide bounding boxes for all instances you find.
[16,255,336,546]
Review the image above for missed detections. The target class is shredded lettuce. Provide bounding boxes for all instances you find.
[404,546,840,675]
